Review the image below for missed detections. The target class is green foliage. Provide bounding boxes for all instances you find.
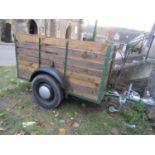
[120,103,151,134]
[121,104,146,124]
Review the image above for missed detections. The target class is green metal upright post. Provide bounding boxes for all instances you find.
[13,34,19,78]
[38,38,41,68]
[97,45,112,104]
[64,41,69,76]
[107,46,116,86]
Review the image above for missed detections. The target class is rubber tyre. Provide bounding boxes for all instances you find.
[32,74,63,109]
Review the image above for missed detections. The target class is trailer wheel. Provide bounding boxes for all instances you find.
[32,74,63,109]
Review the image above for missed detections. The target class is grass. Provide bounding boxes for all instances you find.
[0,66,154,135]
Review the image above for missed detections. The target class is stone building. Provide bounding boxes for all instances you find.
[0,19,83,42]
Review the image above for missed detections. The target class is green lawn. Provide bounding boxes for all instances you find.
[0,66,154,135]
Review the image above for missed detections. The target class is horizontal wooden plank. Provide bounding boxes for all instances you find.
[67,57,103,70]
[18,54,39,63]
[18,66,99,99]
[41,50,104,65]
[53,62,102,77]
[67,78,98,100]
[69,40,107,52]
[41,49,104,64]
[16,33,39,43]
[40,60,102,77]
[40,52,103,70]
[18,59,39,70]
[19,51,102,77]
[17,42,39,50]
[18,57,101,99]
[16,33,107,53]
[66,71,101,87]
[18,47,38,53]
[41,45,105,61]
[18,59,101,87]
[18,47,38,55]
[18,47,104,70]
[41,37,66,47]
[18,46,105,65]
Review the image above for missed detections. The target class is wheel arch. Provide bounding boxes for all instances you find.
[30,67,66,89]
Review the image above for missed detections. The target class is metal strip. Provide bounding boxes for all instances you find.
[66,92,98,104]
[17,76,29,81]
[64,41,69,76]
[13,34,19,78]
[97,45,112,104]
[38,38,41,67]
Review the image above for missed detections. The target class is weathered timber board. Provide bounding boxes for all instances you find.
[17,42,39,50]
[18,59,38,70]
[19,54,102,77]
[17,33,107,52]
[66,71,101,87]
[17,45,104,70]
[18,54,39,63]
[41,45,106,62]
[41,37,66,48]
[40,60,102,77]
[19,65,99,99]
[16,34,39,43]
[18,59,101,87]
[69,40,107,52]
[41,51,104,67]
[18,48,39,58]
[41,49,104,64]
[67,79,98,100]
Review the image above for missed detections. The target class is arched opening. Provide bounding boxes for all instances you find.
[65,24,72,39]
[1,23,12,42]
[28,20,38,34]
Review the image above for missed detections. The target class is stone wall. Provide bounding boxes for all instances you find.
[0,19,83,42]
[55,19,82,39]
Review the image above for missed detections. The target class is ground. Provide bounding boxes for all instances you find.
[0,66,154,135]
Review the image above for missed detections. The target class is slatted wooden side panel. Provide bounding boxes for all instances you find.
[17,42,39,79]
[16,34,111,101]
[67,41,106,100]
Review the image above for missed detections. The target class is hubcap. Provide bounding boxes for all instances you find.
[39,85,51,100]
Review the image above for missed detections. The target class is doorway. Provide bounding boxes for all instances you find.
[28,20,38,34]
[1,23,11,42]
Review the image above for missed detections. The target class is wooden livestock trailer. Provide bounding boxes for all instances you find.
[14,33,115,109]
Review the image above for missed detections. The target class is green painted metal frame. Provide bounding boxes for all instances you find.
[14,33,113,105]
[105,91,140,104]
[107,46,116,88]
[97,45,112,104]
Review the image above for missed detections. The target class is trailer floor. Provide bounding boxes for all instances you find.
[0,66,154,135]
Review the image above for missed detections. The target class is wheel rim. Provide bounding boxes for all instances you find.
[38,84,53,100]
